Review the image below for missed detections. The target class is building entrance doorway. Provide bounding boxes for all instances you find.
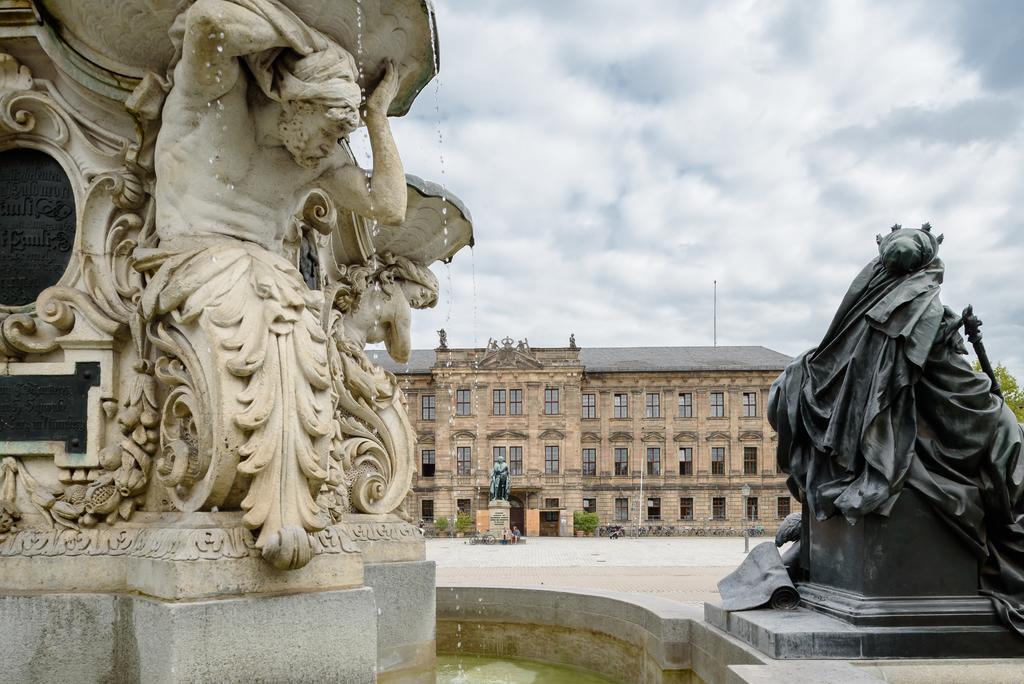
[509,495,525,536]
[540,510,560,536]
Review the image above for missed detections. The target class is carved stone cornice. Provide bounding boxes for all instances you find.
[641,431,665,443]
[538,429,565,440]
[416,432,436,444]
[673,431,698,443]
[451,429,476,440]
[609,431,633,443]
[738,430,764,442]
[581,432,602,444]
[706,431,731,442]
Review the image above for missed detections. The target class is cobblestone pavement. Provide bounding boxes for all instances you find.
[429,537,757,606]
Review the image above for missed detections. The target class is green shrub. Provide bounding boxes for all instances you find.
[434,517,449,533]
[573,510,599,535]
[455,512,474,534]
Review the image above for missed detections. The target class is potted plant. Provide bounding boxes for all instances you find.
[573,510,599,537]
[434,517,449,537]
[455,512,474,537]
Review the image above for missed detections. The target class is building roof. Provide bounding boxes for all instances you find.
[371,346,792,374]
[578,346,792,372]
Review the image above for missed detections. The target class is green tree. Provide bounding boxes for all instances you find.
[455,512,474,534]
[573,510,599,535]
[434,516,449,534]
[972,361,1024,421]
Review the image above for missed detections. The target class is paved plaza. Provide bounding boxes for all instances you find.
[429,536,756,606]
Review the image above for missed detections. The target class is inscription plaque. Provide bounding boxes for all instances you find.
[0,148,76,307]
[489,509,510,534]
[0,362,99,454]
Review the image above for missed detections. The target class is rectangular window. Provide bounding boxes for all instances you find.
[742,392,757,417]
[544,387,560,415]
[544,497,560,509]
[582,497,597,513]
[777,496,791,519]
[582,448,597,476]
[492,446,506,465]
[421,394,435,421]
[509,388,523,415]
[647,497,661,521]
[492,389,506,415]
[544,445,560,474]
[613,393,629,419]
[743,447,758,475]
[746,496,759,521]
[614,447,629,476]
[421,499,434,521]
[541,511,559,523]
[457,498,471,515]
[456,389,471,416]
[710,392,725,418]
[645,392,661,418]
[678,447,693,476]
[615,497,629,521]
[582,393,596,419]
[509,446,523,475]
[712,497,726,520]
[456,446,472,475]
[678,392,693,418]
[680,497,694,521]
[646,447,661,476]
[711,447,726,475]
[421,449,435,477]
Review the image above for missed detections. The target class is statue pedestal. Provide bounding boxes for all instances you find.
[488,500,511,535]
[0,514,435,682]
[706,489,1024,658]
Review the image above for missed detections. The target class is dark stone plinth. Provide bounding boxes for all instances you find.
[705,488,1024,659]
[806,488,978,598]
[800,488,1004,631]
[704,602,1024,659]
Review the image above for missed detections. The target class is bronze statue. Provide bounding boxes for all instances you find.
[769,223,1024,636]
[489,453,509,502]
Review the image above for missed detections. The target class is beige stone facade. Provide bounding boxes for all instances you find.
[382,338,802,536]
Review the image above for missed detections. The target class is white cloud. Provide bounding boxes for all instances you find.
[359,0,1024,379]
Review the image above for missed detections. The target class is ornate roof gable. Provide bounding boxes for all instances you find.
[478,336,543,369]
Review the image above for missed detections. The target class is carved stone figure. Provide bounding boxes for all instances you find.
[489,453,509,502]
[128,0,411,569]
[769,223,1024,637]
[437,327,448,350]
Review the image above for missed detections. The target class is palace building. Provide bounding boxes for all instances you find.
[378,337,800,537]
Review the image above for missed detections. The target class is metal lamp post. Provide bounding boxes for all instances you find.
[741,484,752,553]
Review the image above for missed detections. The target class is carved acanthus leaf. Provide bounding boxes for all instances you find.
[0,53,31,91]
[142,243,333,571]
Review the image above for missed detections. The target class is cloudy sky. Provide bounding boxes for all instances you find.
[358,0,1024,377]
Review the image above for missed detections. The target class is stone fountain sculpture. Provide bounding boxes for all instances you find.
[0,1,471,681]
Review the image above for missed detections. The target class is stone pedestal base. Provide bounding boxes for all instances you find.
[706,489,1024,660]
[366,560,436,679]
[488,500,510,535]
[0,588,378,684]
[704,601,1024,659]
[0,513,435,682]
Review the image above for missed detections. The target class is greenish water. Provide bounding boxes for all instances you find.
[436,655,617,683]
